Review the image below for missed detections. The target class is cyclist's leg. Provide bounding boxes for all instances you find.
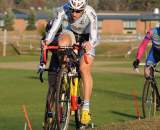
[48,52,59,92]
[58,30,76,46]
[79,49,95,125]
[58,30,76,62]
[46,53,58,113]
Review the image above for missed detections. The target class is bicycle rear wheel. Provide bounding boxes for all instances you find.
[142,80,157,118]
[44,87,57,130]
[56,68,71,130]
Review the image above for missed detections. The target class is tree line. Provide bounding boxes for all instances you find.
[0,0,160,12]
[1,0,160,31]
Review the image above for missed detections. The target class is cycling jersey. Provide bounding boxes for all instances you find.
[45,2,98,47]
[136,27,160,61]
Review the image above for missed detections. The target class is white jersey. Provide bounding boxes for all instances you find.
[45,3,98,46]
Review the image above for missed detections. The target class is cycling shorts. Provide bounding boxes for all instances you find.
[146,46,160,66]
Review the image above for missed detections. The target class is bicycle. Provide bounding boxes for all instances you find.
[142,65,160,118]
[39,44,90,130]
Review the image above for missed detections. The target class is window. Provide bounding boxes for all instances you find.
[0,20,4,27]
[123,20,136,30]
[98,21,102,29]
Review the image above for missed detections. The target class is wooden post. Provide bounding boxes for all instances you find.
[3,29,7,56]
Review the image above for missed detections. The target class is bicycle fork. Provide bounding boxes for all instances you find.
[152,81,160,104]
[70,77,79,111]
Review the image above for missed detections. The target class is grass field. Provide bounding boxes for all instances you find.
[0,42,159,130]
[0,54,146,130]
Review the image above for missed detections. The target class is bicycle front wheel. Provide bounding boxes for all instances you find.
[142,80,157,118]
[56,68,70,130]
[44,87,57,130]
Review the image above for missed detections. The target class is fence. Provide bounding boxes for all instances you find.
[0,30,143,56]
[0,30,41,55]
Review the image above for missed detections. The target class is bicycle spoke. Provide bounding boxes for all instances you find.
[56,69,71,130]
[44,90,57,130]
[142,80,157,118]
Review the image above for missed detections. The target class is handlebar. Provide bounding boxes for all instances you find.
[133,63,160,74]
[40,44,89,83]
[42,44,89,64]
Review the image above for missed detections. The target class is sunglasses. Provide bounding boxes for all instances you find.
[69,8,84,13]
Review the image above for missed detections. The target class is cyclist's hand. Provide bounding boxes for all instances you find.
[133,59,140,69]
[41,40,49,49]
[37,63,46,73]
[82,42,93,52]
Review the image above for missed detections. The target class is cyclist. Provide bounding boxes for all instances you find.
[133,23,160,78]
[38,0,98,125]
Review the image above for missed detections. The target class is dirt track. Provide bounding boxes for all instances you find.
[88,118,160,130]
[0,61,143,75]
[0,61,37,70]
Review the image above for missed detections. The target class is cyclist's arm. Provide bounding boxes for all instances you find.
[136,30,152,61]
[45,7,65,44]
[39,40,46,65]
[87,6,98,47]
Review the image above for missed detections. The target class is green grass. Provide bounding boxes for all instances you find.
[0,59,146,130]
[0,55,39,62]
[0,41,154,130]
[0,69,47,130]
[91,71,144,126]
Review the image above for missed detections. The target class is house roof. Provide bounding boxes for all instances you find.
[35,11,50,20]
[12,10,50,20]
[12,10,28,19]
[97,14,140,20]
[140,12,160,20]
[97,11,160,21]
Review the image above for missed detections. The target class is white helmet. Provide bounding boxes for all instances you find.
[69,0,87,10]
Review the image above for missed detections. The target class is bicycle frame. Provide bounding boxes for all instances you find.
[40,44,86,130]
[41,44,88,110]
[70,76,79,111]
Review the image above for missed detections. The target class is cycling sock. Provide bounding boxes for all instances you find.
[82,100,90,111]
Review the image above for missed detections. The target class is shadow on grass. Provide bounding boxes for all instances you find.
[111,111,140,120]
[27,75,48,81]
[27,76,39,80]
[94,88,141,101]
[111,111,143,120]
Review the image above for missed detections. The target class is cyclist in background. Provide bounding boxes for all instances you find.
[133,22,160,78]
[38,0,98,125]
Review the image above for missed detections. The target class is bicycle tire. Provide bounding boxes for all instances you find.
[43,87,57,130]
[55,68,71,130]
[142,79,157,118]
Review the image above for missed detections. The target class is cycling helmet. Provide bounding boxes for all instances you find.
[69,0,87,10]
